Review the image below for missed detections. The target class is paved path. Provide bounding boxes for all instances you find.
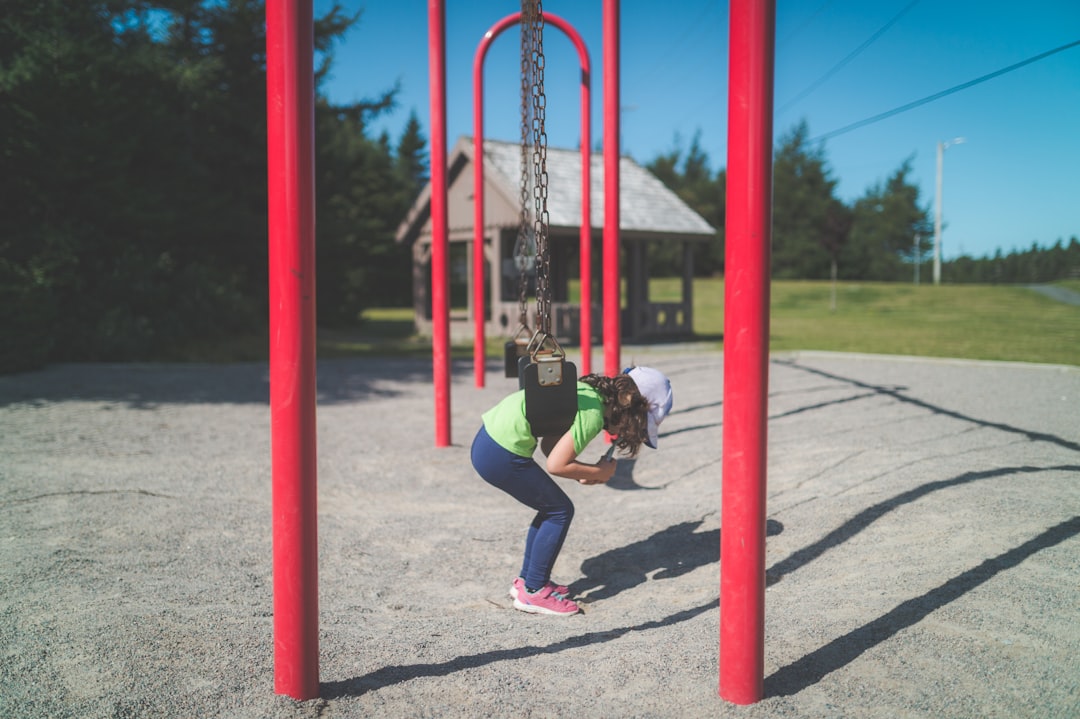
[1028,283,1080,306]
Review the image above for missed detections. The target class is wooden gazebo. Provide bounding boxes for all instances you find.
[395,137,715,343]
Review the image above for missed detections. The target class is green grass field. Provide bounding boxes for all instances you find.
[683,279,1079,365]
[318,279,1078,367]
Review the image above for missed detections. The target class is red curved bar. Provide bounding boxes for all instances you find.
[472,11,593,386]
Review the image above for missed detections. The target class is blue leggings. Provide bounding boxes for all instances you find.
[470,425,575,591]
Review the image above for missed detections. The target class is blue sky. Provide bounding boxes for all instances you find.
[313,0,1080,261]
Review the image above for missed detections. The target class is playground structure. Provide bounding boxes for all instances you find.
[473,11,594,384]
[265,0,773,705]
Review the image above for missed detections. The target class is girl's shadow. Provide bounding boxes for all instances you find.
[570,517,783,601]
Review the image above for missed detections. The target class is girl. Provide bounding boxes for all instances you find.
[470,366,673,616]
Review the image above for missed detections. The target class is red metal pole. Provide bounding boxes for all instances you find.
[472,13,592,378]
[720,0,774,705]
[602,0,621,378]
[574,23,592,376]
[471,21,490,389]
[429,0,451,446]
[266,0,319,700]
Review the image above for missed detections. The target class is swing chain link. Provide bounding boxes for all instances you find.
[527,0,552,336]
[515,4,533,331]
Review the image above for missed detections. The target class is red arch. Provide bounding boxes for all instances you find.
[471,12,593,386]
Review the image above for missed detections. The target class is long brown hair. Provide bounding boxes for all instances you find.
[580,373,649,456]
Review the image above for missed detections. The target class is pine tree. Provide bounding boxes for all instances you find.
[771,121,844,279]
[844,159,932,281]
[395,111,429,196]
[645,131,724,276]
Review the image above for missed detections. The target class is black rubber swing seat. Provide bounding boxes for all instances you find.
[519,354,578,438]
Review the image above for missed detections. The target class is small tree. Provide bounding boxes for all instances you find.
[823,199,853,310]
[844,159,932,281]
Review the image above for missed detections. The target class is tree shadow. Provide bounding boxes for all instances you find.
[571,516,783,602]
[0,356,438,408]
[766,515,1080,697]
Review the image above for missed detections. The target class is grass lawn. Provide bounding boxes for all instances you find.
[679,279,1080,366]
[276,280,1080,368]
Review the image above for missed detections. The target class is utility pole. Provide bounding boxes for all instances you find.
[933,137,964,285]
[914,233,920,285]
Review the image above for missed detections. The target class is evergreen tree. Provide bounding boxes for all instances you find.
[314,97,416,323]
[645,132,725,276]
[771,121,843,279]
[0,1,407,370]
[844,159,931,281]
[395,110,429,196]
[932,236,1079,284]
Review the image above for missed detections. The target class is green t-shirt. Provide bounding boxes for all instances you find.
[482,382,606,458]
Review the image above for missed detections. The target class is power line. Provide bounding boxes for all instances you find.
[634,0,722,89]
[778,0,836,47]
[809,39,1080,144]
[778,0,920,114]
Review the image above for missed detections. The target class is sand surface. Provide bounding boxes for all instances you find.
[1,348,1077,718]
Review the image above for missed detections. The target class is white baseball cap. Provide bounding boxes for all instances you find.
[625,366,673,449]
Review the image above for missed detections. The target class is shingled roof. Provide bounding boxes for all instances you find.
[482,138,715,235]
[396,137,716,244]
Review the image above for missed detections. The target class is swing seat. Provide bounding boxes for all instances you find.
[520,354,578,438]
[504,338,530,378]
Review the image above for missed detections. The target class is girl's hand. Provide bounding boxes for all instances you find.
[578,456,616,485]
[547,432,617,485]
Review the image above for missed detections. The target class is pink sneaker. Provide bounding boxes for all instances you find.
[513,584,580,616]
[509,576,570,600]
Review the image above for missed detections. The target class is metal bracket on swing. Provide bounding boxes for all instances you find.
[528,331,566,386]
[504,324,532,378]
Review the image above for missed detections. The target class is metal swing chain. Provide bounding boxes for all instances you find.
[514,6,534,332]
[526,0,552,336]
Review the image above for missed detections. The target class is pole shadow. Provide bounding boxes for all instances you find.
[768,464,1080,582]
[775,359,1080,453]
[321,516,781,699]
[320,599,718,699]
[765,515,1080,697]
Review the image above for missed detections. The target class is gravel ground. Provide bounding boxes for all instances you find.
[1,349,1077,718]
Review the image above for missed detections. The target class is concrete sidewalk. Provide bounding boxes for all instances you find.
[1,349,1077,718]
